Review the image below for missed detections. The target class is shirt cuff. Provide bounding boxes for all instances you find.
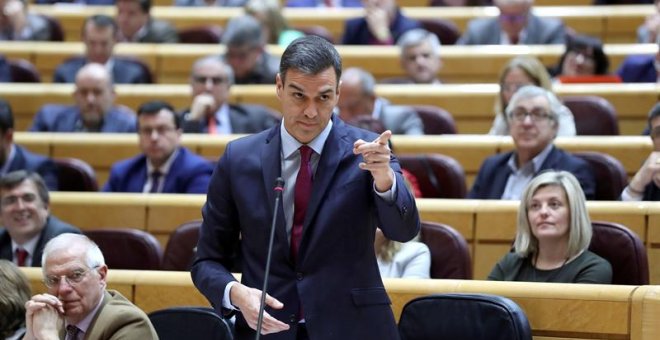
[374,174,397,202]
[222,281,238,310]
[621,186,643,201]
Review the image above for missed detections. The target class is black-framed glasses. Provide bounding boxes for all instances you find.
[508,108,553,123]
[192,76,227,85]
[44,266,100,288]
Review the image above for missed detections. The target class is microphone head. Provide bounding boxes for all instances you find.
[274,177,285,192]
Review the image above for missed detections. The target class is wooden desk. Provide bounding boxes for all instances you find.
[31,5,653,43]
[0,41,655,84]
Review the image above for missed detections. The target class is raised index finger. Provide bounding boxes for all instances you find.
[374,130,392,145]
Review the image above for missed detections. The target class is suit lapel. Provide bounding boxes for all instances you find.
[260,126,288,255]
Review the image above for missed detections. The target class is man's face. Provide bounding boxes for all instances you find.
[225,45,262,79]
[116,0,148,39]
[651,115,660,151]
[0,179,49,243]
[138,109,181,167]
[497,2,530,39]
[73,71,114,126]
[401,40,441,84]
[83,24,116,65]
[43,245,107,325]
[191,61,231,107]
[276,67,339,144]
[336,77,374,122]
[508,95,557,157]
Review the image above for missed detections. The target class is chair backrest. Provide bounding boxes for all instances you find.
[563,95,619,135]
[399,293,532,340]
[398,154,466,198]
[177,25,223,44]
[295,25,335,43]
[573,151,627,201]
[8,59,41,82]
[420,221,471,279]
[346,115,387,134]
[84,228,163,270]
[417,18,461,45]
[39,14,65,41]
[148,307,233,340]
[589,221,649,285]
[409,105,457,134]
[53,157,99,191]
[161,219,201,271]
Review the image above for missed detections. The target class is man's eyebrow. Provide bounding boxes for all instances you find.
[287,83,305,92]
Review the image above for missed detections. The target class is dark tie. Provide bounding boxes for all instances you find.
[150,170,162,193]
[66,325,81,340]
[15,248,28,266]
[290,146,313,263]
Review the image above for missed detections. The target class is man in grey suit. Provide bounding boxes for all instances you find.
[0,171,81,267]
[31,63,137,133]
[116,0,178,43]
[338,67,424,135]
[0,0,52,41]
[181,56,279,134]
[458,0,566,45]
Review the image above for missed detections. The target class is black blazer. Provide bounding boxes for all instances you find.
[9,145,59,191]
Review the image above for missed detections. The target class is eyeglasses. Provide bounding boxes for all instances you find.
[1,193,38,208]
[139,125,177,137]
[44,266,99,288]
[192,76,227,85]
[508,109,553,123]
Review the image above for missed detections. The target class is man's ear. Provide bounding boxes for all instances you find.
[275,73,283,99]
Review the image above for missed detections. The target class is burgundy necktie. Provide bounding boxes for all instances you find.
[150,170,162,193]
[15,248,28,267]
[290,146,313,263]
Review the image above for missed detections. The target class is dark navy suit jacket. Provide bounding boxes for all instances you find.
[9,145,59,191]
[616,55,656,83]
[102,146,213,194]
[191,117,420,340]
[341,9,420,45]
[181,104,279,134]
[0,56,11,82]
[30,104,137,133]
[468,146,596,200]
[52,57,152,84]
[0,216,81,267]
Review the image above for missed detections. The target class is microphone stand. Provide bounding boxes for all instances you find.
[255,177,285,340]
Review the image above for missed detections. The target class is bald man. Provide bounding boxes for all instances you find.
[30,63,137,132]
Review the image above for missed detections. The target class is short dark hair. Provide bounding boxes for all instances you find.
[221,15,263,48]
[648,102,660,130]
[82,14,119,38]
[136,100,180,129]
[279,35,342,87]
[557,34,609,75]
[0,171,50,206]
[117,0,151,13]
[0,99,14,134]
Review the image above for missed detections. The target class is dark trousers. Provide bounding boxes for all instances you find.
[296,323,309,340]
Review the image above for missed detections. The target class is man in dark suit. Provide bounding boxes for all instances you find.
[458,0,566,45]
[192,36,420,340]
[338,67,424,135]
[181,56,279,134]
[0,0,53,41]
[31,63,137,133]
[621,103,660,201]
[103,100,213,193]
[469,85,595,200]
[116,0,178,43]
[0,171,80,267]
[53,15,152,84]
[617,37,658,83]
[23,233,158,339]
[341,0,420,45]
[0,100,58,190]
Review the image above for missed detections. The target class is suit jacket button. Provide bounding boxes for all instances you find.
[289,314,297,323]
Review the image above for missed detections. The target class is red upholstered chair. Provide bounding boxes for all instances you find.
[589,221,649,285]
[178,25,223,44]
[562,95,619,135]
[161,220,201,271]
[8,59,41,82]
[409,105,457,135]
[572,151,627,201]
[398,154,466,198]
[85,228,163,270]
[53,157,99,192]
[420,221,472,279]
[418,18,461,45]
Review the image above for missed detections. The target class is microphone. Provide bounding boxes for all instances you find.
[255,177,285,340]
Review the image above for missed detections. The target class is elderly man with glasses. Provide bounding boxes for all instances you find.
[458,0,566,45]
[621,103,660,201]
[180,56,279,134]
[23,233,158,340]
[468,85,595,200]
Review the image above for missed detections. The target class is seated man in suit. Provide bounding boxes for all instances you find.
[469,85,595,200]
[31,63,137,133]
[0,0,53,41]
[116,0,178,43]
[458,0,566,45]
[181,56,279,134]
[221,15,280,85]
[341,0,420,45]
[0,171,80,267]
[392,28,443,84]
[621,103,660,201]
[53,15,152,84]
[103,100,213,193]
[617,34,659,83]
[338,67,424,135]
[23,233,158,340]
[0,100,57,190]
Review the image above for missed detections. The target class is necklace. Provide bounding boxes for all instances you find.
[530,252,569,283]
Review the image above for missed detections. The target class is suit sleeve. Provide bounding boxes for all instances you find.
[30,108,49,132]
[545,20,567,44]
[101,167,118,192]
[374,157,420,243]
[467,160,489,199]
[571,157,596,200]
[37,158,59,191]
[183,161,214,194]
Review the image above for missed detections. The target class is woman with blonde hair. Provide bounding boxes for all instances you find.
[489,56,576,136]
[0,259,32,340]
[488,171,612,283]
